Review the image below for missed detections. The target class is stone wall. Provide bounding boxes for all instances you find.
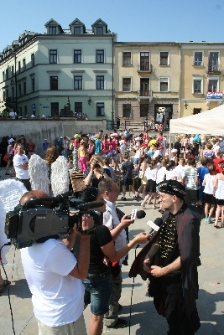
[0,119,108,155]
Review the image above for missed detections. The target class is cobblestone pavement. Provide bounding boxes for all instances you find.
[0,169,224,335]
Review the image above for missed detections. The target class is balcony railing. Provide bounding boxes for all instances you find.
[137,90,153,102]
[138,62,152,72]
[207,64,221,73]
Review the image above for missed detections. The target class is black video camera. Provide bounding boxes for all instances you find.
[5,194,104,249]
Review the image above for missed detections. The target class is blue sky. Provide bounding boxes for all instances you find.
[1,0,224,51]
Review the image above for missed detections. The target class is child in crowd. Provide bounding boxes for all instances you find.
[182,158,198,205]
[78,141,87,173]
[202,163,216,223]
[121,153,134,201]
[213,162,224,228]
[141,160,158,209]
[197,158,209,206]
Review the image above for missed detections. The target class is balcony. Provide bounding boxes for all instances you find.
[137,89,153,101]
[137,62,152,73]
[207,64,221,74]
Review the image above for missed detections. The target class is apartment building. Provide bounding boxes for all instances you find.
[114,42,181,130]
[180,42,224,117]
[0,18,116,122]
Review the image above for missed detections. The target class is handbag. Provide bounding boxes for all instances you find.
[3,153,8,163]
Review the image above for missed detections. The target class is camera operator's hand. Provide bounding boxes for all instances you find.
[120,215,134,228]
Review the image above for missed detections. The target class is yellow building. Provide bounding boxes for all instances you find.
[114,42,181,131]
[180,43,224,117]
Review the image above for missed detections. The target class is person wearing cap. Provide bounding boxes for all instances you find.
[5,138,15,175]
[134,180,201,335]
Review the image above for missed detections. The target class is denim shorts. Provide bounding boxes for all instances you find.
[82,271,112,316]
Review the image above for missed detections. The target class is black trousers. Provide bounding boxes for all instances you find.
[16,178,31,191]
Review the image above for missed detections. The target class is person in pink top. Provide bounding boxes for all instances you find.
[101,134,110,156]
[109,135,119,171]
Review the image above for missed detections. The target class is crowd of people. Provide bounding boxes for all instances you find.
[0,128,224,335]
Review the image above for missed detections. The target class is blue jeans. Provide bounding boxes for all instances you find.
[83,271,112,316]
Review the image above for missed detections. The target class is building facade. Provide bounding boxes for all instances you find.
[114,42,181,131]
[0,18,116,124]
[180,42,224,117]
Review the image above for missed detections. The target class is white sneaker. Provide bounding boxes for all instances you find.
[141,202,145,208]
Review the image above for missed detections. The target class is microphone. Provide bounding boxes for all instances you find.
[76,201,105,210]
[146,217,163,234]
[126,210,146,220]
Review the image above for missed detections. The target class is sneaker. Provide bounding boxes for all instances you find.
[133,195,137,200]
[141,202,145,208]
[121,196,126,201]
[107,318,127,329]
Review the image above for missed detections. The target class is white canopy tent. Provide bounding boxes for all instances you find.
[170,104,224,135]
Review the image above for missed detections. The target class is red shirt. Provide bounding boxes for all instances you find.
[213,158,223,174]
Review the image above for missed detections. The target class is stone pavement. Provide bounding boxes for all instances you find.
[0,174,224,334]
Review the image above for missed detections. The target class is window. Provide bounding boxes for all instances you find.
[140,78,149,95]
[140,104,149,117]
[49,26,57,35]
[23,81,26,95]
[31,77,35,92]
[193,78,202,94]
[193,108,201,115]
[6,69,8,80]
[49,50,57,64]
[96,76,104,90]
[123,52,131,66]
[11,66,14,75]
[194,52,203,66]
[18,84,22,96]
[208,52,220,72]
[160,77,169,92]
[96,26,103,34]
[96,50,104,63]
[51,102,59,116]
[74,26,81,34]
[24,106,27,115]
[11,87,14,100]
[31,53,35,67]
[75,102,82,115]
[123,78,131,92]
[18,61,21,73]
[74,50,81,63]
[74,76,82,90]
[208,79,218,92]
[140,52,149,70]
[6,89,9,98]
[50,76,58,90]
[3,91,5,101]
[23,58,26,70]
[2,72,4,81]
[96,103,105,116]
[123,104,131,118]
[160,51,169,66]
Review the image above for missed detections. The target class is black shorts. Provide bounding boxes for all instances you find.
[215,198,224,206]
[145,179,157,193]
[122,178,133,186]
[203,193,216,205]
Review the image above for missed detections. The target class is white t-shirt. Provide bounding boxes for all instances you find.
[9,111,17,119]
[145,167,157,181]
[20,239,84,327]
[203,174,215,195]
[104,201,126,264]
[174,165,186,182]
[13,153,30,179]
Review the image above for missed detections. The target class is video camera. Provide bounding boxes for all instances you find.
[5,193,104,249]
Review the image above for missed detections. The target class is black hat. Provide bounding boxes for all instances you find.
[158,180,186,200]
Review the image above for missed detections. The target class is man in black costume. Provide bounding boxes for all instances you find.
[130,180,201,335]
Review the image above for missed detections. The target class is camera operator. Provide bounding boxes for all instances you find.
[78,187,151,335]
[19,190,94,335]
[84,155,111,188]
